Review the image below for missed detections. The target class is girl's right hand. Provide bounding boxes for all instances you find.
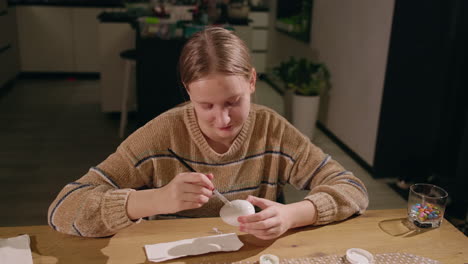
[155,172,215,214]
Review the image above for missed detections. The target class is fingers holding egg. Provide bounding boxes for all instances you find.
[219,200,255,226]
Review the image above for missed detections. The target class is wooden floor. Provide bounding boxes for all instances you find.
[0,79,124,226]
[0,79,406,227]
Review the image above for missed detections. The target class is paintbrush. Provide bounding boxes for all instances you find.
[167,148,232,206]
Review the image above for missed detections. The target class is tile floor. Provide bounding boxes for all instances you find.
[0,78,406,227]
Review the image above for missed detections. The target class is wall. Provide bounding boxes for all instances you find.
[266,0,395,166]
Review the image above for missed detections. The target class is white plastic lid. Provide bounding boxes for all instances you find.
[259,254,280,264]
[346,248,374,264]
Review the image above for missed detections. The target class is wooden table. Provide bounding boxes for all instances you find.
[1,209,467,263]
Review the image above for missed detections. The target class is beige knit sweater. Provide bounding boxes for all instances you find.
[48,103,368,237]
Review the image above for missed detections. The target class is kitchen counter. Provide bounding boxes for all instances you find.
[97,11,251,26]
[7,0,123,7]
[97,11,140,23]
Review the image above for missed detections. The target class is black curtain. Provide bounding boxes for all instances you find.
[374,0,468,221]
[434,0,468,222]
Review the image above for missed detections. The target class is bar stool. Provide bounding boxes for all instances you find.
[119,49,137,138]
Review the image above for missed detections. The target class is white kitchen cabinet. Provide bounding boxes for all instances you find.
[232,23,269,73]
[16,6,75,72]
[98,22,135,112]
[15,6,102,72]
[232,25,252,48]
[0,11,9,49]
[249,11,269,73]
[72,8,102,72]
[0,5,19,88]
[249,11,269,27]
[252,29,268,51]
[0,0,7,13]
[232,11,269,73]
[251,52,266,74]
[0,46,17,86]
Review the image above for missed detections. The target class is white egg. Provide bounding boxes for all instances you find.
[219,199,255,226]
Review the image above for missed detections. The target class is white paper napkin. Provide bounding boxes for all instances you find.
[0,234,33,264]
[145,233,244,262]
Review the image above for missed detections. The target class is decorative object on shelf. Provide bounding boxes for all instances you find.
[249,0,264,8]
[138,17,181,39]
[273,56,330,139]
[227,0,250,20]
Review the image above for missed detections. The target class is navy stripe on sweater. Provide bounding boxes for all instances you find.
[72,222,83,237]
[301,155,330,190]
[90,167,120,188]
[152,180,284,191]
[342,179,367,194]
[337,170,352,176]
[134,150,296,168]
[222,180,281,195]
[49,184,92,231]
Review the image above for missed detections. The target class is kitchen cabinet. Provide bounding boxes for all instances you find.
[232,25,252,48]
[72,8,101,72]
[252,29,268,50]
[0,3,19,88]
[0,0,6,11]
[249,11,269,73]
[16,6,74,72]
[15,6,102,72]
[232,11,269,73]
[0,3,10,51]
[249,11,268,27]
[98,22,135,113]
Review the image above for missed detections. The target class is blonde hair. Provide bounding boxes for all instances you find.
[179,27,253,87]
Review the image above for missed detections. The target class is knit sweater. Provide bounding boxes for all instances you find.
[47,103,369,237]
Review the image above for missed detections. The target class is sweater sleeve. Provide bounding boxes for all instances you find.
[287,134,369,225]
[47,142,152,237]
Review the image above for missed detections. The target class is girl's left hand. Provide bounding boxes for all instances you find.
[237,195,293,240]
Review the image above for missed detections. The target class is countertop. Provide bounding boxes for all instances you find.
[97,11,252,26]
[7,0,124,8]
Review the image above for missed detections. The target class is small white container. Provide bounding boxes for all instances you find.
[259,254,279,264]
[346,248,375,264]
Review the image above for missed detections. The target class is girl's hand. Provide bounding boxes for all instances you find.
[157,172,215,214]
[237,195,293,240]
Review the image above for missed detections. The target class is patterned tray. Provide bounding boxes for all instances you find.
[225,253,441,264]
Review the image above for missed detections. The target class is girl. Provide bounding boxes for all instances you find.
[48,27,368,239]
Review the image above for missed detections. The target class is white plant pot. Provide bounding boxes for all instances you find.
[292,94,320,139]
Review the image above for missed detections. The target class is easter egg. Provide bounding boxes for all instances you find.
[220,199,255,226]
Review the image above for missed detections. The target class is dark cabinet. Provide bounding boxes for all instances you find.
[136,37,188,126]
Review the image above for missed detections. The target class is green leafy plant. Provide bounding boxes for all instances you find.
[273,57,331,96]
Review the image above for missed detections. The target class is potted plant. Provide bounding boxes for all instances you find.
[271,57,297,122]
[273,57,330,139]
